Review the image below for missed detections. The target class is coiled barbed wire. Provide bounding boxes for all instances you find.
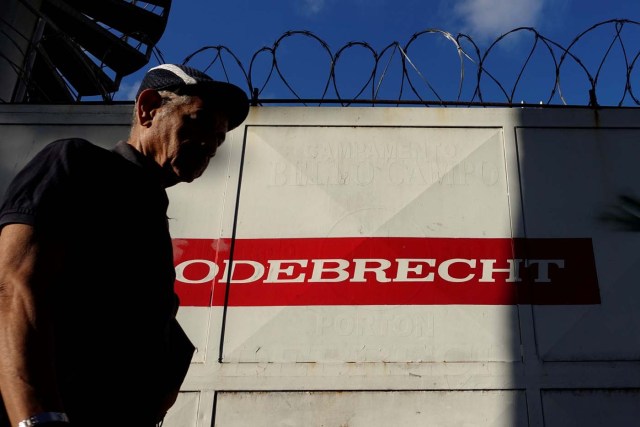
[179,19,639,108]
[2,19,638,107]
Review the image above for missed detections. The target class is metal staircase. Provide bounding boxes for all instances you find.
[1,0,172,103]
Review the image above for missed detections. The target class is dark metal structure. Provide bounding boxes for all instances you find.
[1,0,171,103]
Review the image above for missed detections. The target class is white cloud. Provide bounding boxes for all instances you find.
[112,79,141,101]
[125,80,141,100]
[454,0,545,41]
[298,0,327,16]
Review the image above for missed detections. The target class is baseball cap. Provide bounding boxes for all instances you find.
[136,64,250,130]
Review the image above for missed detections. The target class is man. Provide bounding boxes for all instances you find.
[0,64,249,427]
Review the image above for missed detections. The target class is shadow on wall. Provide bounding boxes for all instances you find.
[511,108,640,426]
[0,121,132,197]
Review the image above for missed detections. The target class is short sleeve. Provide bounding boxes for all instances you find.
[0,138,92,231]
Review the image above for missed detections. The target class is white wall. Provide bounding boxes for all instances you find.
[1,105,639,427]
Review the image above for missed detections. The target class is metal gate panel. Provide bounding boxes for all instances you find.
[517,128,640,361]
[236,126,509,239]
[541,389,640,426]
[3,105,640,427]
[213,390,529,427]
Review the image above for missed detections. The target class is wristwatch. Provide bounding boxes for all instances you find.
[18,412,70,427]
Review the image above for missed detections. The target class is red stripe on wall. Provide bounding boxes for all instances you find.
[172,237,600,306]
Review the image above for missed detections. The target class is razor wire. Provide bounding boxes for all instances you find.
[2,18,639,107]
[178,19,640,108]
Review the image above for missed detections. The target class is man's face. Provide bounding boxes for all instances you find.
[154,95,229,183]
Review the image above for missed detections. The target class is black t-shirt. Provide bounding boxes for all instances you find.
[0,138,193,425]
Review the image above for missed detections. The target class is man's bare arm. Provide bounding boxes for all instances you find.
[0,223,64,425]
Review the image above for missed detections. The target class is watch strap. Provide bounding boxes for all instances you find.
[18,412,69,427]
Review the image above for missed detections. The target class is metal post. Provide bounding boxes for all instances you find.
[0,0,44,103]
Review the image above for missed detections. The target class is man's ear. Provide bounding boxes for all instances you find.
[136,89,163,127]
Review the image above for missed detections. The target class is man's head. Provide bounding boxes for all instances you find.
[129,64,249,186]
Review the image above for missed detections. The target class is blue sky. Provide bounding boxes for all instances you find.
[113,0,640,106]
